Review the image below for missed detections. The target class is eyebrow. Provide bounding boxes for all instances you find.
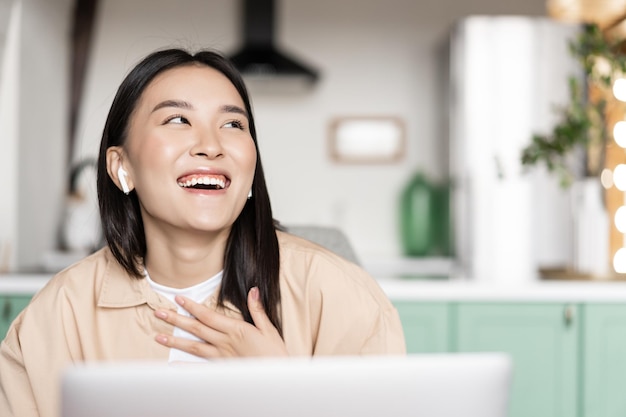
[220,104,249,120]
[151,100,193,113]
[151,100,249,120]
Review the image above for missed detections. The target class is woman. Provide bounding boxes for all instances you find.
[0,49,405,417]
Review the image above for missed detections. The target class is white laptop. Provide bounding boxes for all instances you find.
[61,353,512,417]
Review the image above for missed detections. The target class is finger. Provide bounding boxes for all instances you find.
[173,296,235,334]
[247,287,275,333]
[154,333,225,358]
[154,309,225,345]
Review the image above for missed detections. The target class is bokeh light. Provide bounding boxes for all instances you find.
[614,121,626,148]
[614,248,626,273]
[614,78,626,102]
[613,164,626,191]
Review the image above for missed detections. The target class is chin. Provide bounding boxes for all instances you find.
[187,219,235,235]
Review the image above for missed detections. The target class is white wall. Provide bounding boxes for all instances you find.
[4,0,547,271]
[0,0,12,74]
[1,0,72,271]
[73,0,547,262]
[0,0,20,272]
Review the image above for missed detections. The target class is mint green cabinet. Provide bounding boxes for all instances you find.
[0,295,31,340]
[394,301,581,417]
[454,303,579,417]
[394,301,450,353]
[582,304,626,417]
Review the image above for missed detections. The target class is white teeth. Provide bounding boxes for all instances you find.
[178,176,226,189]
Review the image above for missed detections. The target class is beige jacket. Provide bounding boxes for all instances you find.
[0,231,405,417]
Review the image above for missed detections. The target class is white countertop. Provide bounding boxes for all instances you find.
[0,275,50,294]
[4,273,626,302]
[376,277,626,302]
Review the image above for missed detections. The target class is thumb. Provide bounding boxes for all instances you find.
[247,287,273,332]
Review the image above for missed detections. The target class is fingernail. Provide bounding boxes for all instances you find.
[155,335,168,344]
[155,310,168,319]
[175,295,185,305]
[251,287,259,301]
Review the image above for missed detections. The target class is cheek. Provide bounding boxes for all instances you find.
[128,133,181,173]
[232,139,258,175]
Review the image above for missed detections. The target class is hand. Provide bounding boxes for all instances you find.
[154,287,288,358]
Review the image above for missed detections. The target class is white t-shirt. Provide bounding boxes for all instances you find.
[145,270,223,363]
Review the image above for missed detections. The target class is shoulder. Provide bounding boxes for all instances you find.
[277,230,354,265]
[19,247,132,327]
[277,230,362,280]
[31,247,113,304]
[3,248,114,351]
[276,230,392,308]
[276,231,405,354]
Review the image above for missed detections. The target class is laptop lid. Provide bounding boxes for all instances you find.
[61,353,512,417]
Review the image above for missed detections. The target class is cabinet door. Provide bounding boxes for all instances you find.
[393,301,450,353]
[454,303,578,417]
[0,295,32,340]
[582,304,626,417]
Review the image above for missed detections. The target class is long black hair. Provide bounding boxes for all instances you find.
[96,49,282,334]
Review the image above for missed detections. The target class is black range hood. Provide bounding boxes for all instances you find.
[229,0,319,85]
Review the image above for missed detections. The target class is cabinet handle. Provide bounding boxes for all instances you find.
[2,300,11,321]
[563,305,575,326]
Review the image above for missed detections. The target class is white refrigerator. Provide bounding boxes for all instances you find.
[448,16,604,283]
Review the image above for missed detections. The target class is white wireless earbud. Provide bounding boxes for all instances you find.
[247,189,253,199]
[117,166,130,195]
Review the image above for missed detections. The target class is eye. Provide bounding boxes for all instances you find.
[223,120,246,130]
[164,115,190,125]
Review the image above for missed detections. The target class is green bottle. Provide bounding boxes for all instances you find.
[400,173,452,257]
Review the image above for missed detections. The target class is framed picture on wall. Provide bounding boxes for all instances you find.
[328,116,406,164]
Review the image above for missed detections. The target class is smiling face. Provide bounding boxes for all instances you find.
[107,64,257,240]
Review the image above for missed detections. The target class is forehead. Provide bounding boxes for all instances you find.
[140,64,244,107]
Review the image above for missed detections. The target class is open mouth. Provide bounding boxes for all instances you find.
[177,174,229,190]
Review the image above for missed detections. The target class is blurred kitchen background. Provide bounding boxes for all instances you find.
[1,0,626,281]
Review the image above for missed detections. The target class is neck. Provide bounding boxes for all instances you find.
[143,225,230,289]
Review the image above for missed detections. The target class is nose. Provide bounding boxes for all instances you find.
[190,126,224,159]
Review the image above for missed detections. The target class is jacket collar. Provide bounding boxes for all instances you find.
[96,248,240,318]
[97,248,163,309]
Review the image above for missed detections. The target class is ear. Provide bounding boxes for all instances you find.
[106,147,135,194]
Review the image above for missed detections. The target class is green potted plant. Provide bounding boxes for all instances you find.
[521,23,626,187]
[521,23,626,278]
